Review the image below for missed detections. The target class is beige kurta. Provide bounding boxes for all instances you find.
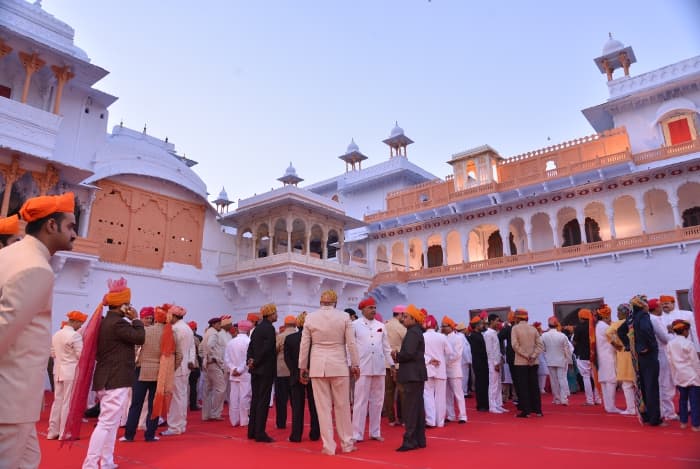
[606,320,635,382]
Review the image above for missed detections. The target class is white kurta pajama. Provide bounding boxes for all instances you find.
[423,329,455,427]
[444,331,467,422]
[165,320,195,434]
[461,335,472,396]
[541,328,571,405]
[595,321,620,413]
[484,328,506,413]
[48,325,83,439]
[651,314,677,419]
[202,327,227,421]
[224,333,251,426]
[351,317,394,441]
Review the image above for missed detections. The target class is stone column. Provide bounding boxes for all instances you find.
[404,240,410,271]
[79,190,97,238]
[575,207,586,243]
[462,229,470,263]
[441,232,448,265]
[386,243,393,271]
[19,52,45,104]
[500,223,511,256]
[668,193,683,229]
[422,239,429,269]
[287,227,291,253]
[0,157,25,217]
[50,65,74,115]
[548,211,560,249]
[268,218,273,255]
[322,234,328,259]
[338,230,344,263]
[633,194,648,234]
[604,201,616,239]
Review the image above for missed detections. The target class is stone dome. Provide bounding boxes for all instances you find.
[284,162,298,177]
[218,187,229,200]
[346,138,359,153]
[390,121,404,137]
[602,34,624,55]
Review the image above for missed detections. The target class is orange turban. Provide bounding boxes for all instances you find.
[441,316,456,329]
[514,309,528,320]
[578,308,592,320]
[597,305,612,320]
[470,315,482,325]
[406,304,426,323]
[260,303,277,317]
[284,315,296,325]
[103,277,131,307]
[0,215,19,235]
[507,310,515,323]
[358,297,376,310]
[671,319,690,333]
[19,192,74,222]
[67,310,87,322]
[247,312,260,323]
[320,290,338,303]
[659,295,675,304]
[154,307,168,324]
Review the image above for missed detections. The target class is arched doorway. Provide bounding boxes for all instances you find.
[562,217,602,246]
[487,231,503,258]
[683,206,700,227]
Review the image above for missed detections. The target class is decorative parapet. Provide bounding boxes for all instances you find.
[218,251,371,279]
[0,96,62,159]
[369,226,700,289]
[607,55,700,99]
[633,138,700,165]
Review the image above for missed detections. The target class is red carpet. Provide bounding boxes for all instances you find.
[37,391,700,468]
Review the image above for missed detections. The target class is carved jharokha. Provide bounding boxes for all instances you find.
[0,156,26,217]
[31,164,59,196]
[87,180,205,269]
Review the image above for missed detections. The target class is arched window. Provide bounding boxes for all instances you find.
[426,245,443,267]
[562,217,602,246]
[683,206,700,227]
[487,231,503,258]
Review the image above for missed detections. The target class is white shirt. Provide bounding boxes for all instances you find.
[462,334,472,365]
[352,317,394,376]
[224,333,251,382]
[666,335,700,387]
[423,329,455,379]
[51,325,83,382]
[484,328,501,367]
[541,329,570,368]
[444,331,464,378]
[173,320,195,376]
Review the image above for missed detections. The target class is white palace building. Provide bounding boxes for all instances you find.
[1,0,699,333]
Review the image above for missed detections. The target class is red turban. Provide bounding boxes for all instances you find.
[139,307,155,319]
[284,315,297,325]
[358,297,376,310]
[154,307,168,324]
[647,298,659,311]
[67,311,87,322]
[424,315,437,329]
[247,312,260,323]
[548,316,560,328]
[19,192,74,222]
[187,321,197,330]
[0,215,19,235]
[103,277,131,307]
[479,310,488,320]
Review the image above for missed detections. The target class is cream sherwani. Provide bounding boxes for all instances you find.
[166,320,195,433]
[224,333,251,426]
[351,317,394,441]
[202,327,226,421]
[541,328,571,405]
[0,236,55,469]
[48,325,84,439]
[595,321,620,413]
[299,305,359,455]
[423,329,455,427]
[484,327,505,412]
[445,331,467,422]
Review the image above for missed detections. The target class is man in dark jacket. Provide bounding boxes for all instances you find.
[392,304,427,452]
[630,297,663,426]
[83,278,145,468]
[284,312,320,443]
[246,303,278,442]
[467,316,489,411]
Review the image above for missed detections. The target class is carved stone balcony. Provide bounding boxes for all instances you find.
[0,96,62,159]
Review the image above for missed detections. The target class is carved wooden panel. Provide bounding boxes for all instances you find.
[88,180,204,269]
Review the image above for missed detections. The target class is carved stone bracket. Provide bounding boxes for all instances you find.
[31,164,59,195]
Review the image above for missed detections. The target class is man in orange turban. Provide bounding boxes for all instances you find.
[659,294,700,355]
[384,305,408,427]
[441,316,467,424]
[511,308,544,418]
[573,308,601,406]
[47,311,87,440]
[541,315,571,406]
[595,305,621,414]
[298,291,359,454]
[247,303,279,443]
[392,304,427,452]
[83,278,145,468]
[0,214,21,248]
[0,193,78,467]
[274,314,299,431]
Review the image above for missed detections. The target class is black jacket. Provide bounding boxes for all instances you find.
[284,329,303,384]
[247,318,277,378]
[396,324,427,383]
[467,331,488,370]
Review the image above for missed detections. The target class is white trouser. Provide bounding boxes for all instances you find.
[446,376,467,421]
[576,359,600,404]
[0,422,40,469]
[548,366,568,404]
[488,364,503,410]
[621,381,636,413]
[229,378,252,426]
[658,356,676,418]
[461,363,471,395]
[82,387,130,469]
[600,381,620,413]
[48,378,75,438]
[201,364,211,418]
[352,374,385,440]
[167,374,190,433]
[204,365,226,420]
[424,377,447,427]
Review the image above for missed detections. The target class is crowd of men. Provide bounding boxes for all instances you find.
[1,193,699,469]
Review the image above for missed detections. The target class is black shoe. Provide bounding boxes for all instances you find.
[516,412,529,418]
[288,437,301,443]
[396,445,417,452]
[256,435,275,443]
[458,420,467,424]
[418,442,426,448]
[310,435,320,441]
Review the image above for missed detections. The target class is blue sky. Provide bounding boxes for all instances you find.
[46,0,700,206]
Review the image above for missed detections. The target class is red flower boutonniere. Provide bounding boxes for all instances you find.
[377,328,383,333]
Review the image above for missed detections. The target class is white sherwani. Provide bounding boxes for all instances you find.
[595,321,620,413]
[651,314,676,419]
[224,333,251,426]
[423,329,455,427]
[541,328,571,405]
[484,328,505,412]
[351,317,394,441]
[48,325,83,439]
[662,309,700,352]
[166,320,195,433]
[666,335,700,387]
[445,331,467,422]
